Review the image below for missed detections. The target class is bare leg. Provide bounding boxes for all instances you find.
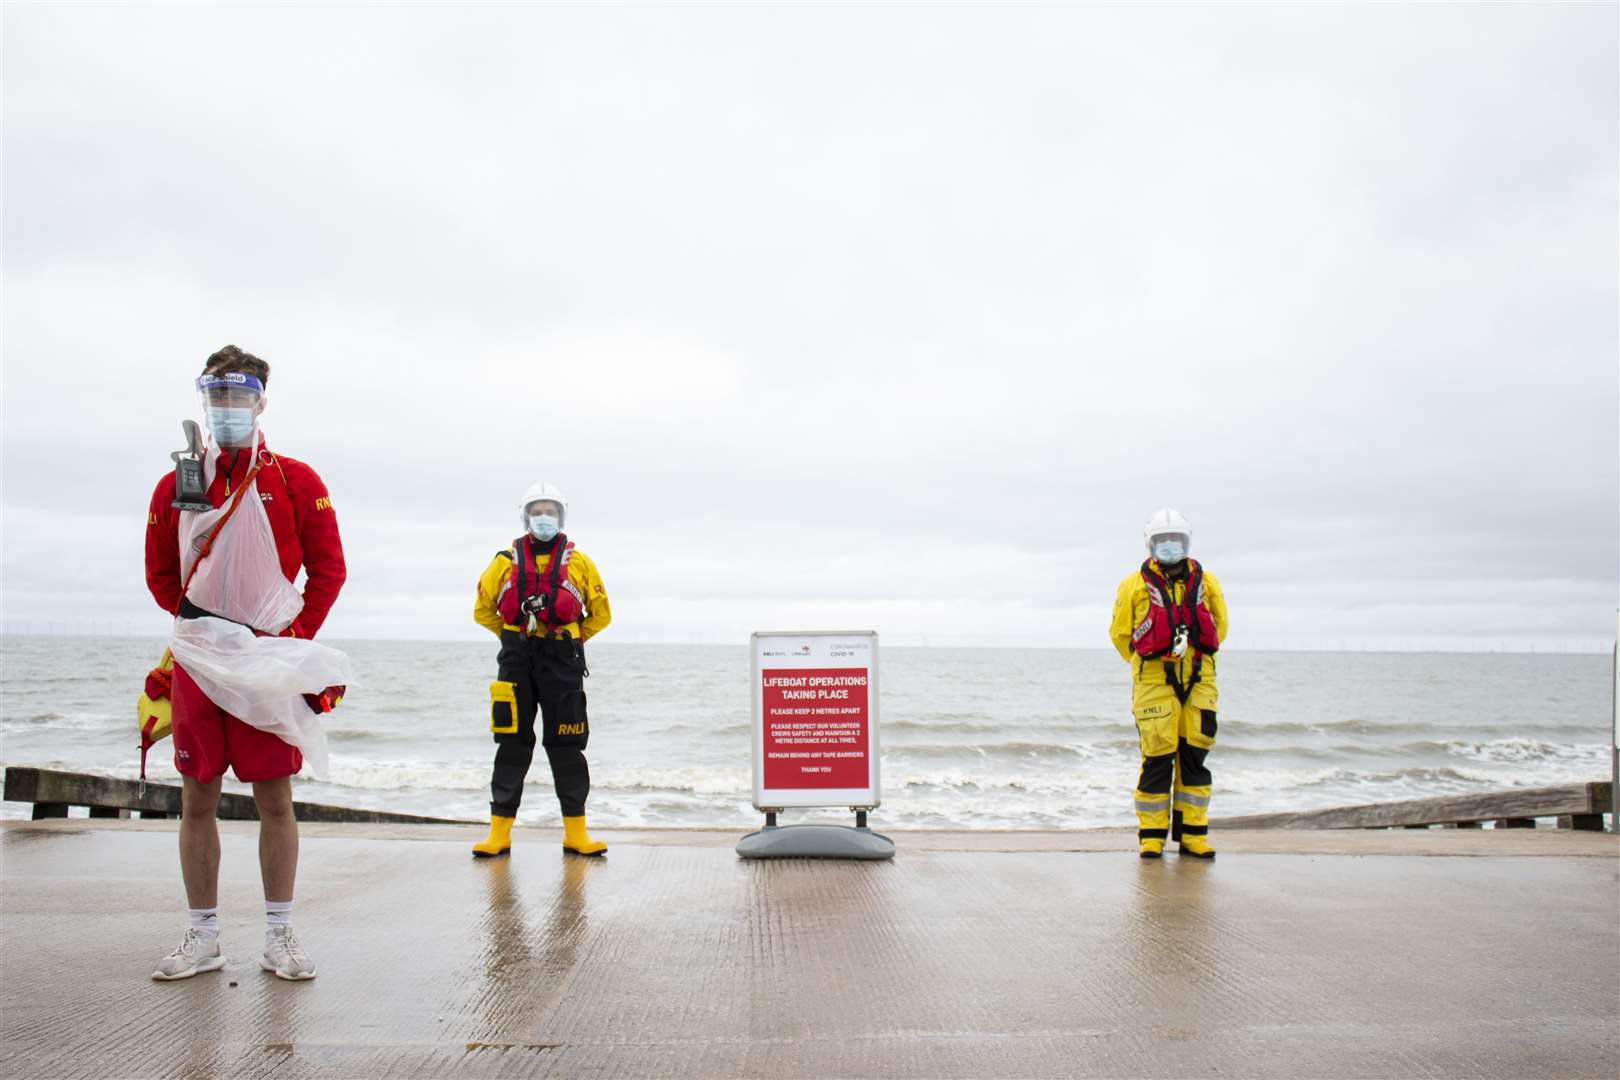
[253,778,298,903]
[179,776,223,909]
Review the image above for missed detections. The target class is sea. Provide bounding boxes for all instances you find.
[1,635,1612,828]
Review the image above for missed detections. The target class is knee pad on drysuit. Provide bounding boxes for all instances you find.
[1176,740,1212,788]
[1137,753,1174,795]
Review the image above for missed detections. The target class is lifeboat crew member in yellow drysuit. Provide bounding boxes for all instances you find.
[1110,508,1228,860]
[471,482,612,858]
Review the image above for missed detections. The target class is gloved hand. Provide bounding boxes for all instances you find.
[143,665,173,702]
[303,685,345,714]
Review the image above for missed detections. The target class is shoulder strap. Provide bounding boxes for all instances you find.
[1139,559,1169,608]
[547,534,572,591]
[515,535,531,602]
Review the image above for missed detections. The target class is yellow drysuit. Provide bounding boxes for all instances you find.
[1110,562,1228,848]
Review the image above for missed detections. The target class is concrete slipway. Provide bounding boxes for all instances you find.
[2,821,1616,1079]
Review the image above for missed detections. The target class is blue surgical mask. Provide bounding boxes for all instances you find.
[1153,540,1186,565]
[207,406,255,447]
[527,514,561,542]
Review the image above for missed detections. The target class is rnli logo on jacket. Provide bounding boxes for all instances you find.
[314,496,333,511]
[556,722,586,736]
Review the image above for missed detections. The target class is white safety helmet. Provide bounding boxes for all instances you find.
[1142,507,1192,553]
[519,481,568,529]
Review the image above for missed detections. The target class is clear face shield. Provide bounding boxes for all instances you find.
[1149,532,1190,566]
[523,499,565,542]
[196,372,266,450]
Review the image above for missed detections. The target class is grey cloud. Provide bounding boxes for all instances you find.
[2,2,1614,648]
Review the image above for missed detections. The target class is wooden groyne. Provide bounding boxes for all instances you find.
[1,766,472,824]
[1220,781,1613,831]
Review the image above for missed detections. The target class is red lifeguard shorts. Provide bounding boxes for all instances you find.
[170,662,303,784]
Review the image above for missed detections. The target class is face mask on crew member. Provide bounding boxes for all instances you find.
[527,513,561,542]
[206,406,256,447]
[1152,538,1186,565]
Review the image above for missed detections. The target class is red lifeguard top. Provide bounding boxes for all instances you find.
[144,443,346,638]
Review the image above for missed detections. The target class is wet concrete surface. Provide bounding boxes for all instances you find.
[3,822,1616,1078]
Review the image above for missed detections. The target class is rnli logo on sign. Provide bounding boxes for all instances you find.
[794,645,811,656]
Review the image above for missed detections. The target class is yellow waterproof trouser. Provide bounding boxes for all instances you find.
[1132,685,1217,844]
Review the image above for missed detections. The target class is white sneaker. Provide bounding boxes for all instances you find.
[260,926,316,980]
[151,928,226,981]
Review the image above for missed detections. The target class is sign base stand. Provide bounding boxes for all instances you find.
[736,810,895,861]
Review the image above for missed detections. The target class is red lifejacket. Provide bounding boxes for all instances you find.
[1131,558,1220,660]
[496,534,585,633]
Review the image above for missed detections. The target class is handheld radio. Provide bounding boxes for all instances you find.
[170,420,212,512]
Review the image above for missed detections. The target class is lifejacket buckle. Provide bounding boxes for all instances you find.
[1170,626,1189,659]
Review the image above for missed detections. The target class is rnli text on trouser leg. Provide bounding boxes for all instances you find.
[1133,686,1179,857]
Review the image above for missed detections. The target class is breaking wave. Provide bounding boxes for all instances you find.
[1,636,1611,826]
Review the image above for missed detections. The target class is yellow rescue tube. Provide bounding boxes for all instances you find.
[138,694,172,745]
[138,649,175,752]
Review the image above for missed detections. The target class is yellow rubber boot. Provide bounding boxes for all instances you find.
[472,815,515,859]
[1138,839,1164,859]
[1178,835,1216,859]
[562,815,607,856]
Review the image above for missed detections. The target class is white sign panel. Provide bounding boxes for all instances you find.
[751,630,880,811]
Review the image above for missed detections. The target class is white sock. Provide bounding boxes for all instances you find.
[188,907,220,940]
[265,900,293,932]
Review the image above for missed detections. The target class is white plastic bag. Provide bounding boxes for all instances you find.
[170,618,351,779]
[169,428,351,779]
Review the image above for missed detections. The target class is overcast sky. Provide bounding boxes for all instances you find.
[3,2,1615,649]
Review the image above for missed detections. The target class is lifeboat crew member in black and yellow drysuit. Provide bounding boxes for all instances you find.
[1110,507,1228,860]
[471,481,612,859]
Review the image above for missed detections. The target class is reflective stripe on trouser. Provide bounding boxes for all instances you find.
[1134,753,1174,842]
[1176,707,1214,834]
[1174,757,1212,834]
[1133,692,1215,841]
